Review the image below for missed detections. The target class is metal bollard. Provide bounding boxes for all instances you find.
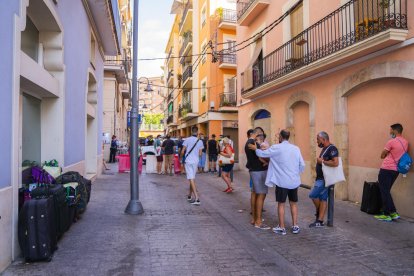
[327,186,335,227]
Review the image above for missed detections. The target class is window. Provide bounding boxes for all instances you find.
[201,42,208,64]
[201,6,206,27]
[290,2,303,59]
[201,81,207,102]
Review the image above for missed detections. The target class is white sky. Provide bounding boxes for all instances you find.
[137,0,175,79]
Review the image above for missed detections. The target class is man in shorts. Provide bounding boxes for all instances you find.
[250,129,305,235]
[181,126,204,205]
[309,131,339,228]
[245,129,269,230]
[162,135,176,176]
[207,134,219,173]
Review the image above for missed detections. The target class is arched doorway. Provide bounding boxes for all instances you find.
[86,71,98,177]
[334,61,414,218]
[286,91,316,185]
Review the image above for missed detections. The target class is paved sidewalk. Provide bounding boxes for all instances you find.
[3,165,414,276]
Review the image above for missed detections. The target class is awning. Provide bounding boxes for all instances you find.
[243,38,262,91]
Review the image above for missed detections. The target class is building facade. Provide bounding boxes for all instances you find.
[103,0,132,160]
[236,0,413,217]
[0,0,121,271]
[164,0,239,158]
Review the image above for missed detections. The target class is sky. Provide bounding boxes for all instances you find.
[137,0,175,78]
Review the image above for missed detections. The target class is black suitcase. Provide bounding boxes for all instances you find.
[361,181,382,214]
[81,178,92,203]
[31,184,70,239]
[18,198,57,262]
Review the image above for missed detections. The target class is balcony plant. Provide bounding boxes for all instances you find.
[216,7,223,19]
[201,95,206,102]
[379,0,393,8]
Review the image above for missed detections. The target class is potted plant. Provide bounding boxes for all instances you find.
[202,95,206,102]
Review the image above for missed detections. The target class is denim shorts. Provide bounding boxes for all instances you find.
[309,179,328,201]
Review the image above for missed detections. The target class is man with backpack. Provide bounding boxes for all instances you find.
[375,123,410,222]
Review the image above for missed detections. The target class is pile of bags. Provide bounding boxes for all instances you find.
[18,160,92,262]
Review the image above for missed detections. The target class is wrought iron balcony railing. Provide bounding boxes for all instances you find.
[237,0,256,20]
[219,52,237,64]
[241,0,408,94]
[140,124,164,131]
[178,92,192,117]
[182,66,193,84]
[219,92,237,107]
[167,115,174,124]
[219,9,237,24]
[179,1,193,31]
[104,55,124,66]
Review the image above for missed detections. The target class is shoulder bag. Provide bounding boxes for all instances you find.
[321,145,345,187]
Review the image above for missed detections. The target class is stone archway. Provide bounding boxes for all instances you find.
[248,103,273,138]
[285,90,316,184]
[334,61,414,200]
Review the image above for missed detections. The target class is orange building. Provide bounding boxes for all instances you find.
[236,0,414,217]
[165,0,239,158]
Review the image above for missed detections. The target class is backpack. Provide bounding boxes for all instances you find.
[395,139,412,174]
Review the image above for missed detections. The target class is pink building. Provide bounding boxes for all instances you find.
[236,0,414,218]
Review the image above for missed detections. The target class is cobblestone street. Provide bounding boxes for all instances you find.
[3,165,414,276]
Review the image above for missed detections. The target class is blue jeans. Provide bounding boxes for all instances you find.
[309,179,329,201]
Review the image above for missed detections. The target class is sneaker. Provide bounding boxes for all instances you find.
[272,225,287,235]
[190,199,200,206]
[390,212,400,220]
[309,220,325,228]
[291,225,300,234]
[254,223,271,230]
[187,195,192,202]
[374,214,392,222]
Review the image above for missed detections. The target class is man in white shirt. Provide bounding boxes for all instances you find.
[249,129,305,235]
[181,126,204,205]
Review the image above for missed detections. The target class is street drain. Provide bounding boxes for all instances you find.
[261,262,277,267]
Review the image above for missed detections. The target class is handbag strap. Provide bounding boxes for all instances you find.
[320,145,332,159]
[389,138,407,166]
[185,138,200,159]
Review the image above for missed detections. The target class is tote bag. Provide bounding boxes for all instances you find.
[322,157,345,187]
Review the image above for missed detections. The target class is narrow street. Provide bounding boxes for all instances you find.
[4,165,414,276]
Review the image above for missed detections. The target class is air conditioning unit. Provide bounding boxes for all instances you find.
[210,101,215,110]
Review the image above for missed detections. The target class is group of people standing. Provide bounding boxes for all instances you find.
[245,123,409,235]
[245,127,341,235]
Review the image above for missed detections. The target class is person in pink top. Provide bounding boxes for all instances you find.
[374,123,409,222]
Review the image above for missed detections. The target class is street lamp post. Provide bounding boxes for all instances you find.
[125,0,153,215]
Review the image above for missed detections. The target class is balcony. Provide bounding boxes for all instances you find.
[182,65,192,88]
[120,83,130,99]
[218,9,237,30]
[167,115,174,124]
[167,70,174,86]
[237,0,269,26]
[219,52,237,69]
[219,92,237,108]
[178,92,197,120]
[179,1,193,34]
[241,0,408,99]
[179,32,193,59]
[104,55,127,83]
[167,89,174,103]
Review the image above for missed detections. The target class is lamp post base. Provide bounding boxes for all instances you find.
[125,200,144,215]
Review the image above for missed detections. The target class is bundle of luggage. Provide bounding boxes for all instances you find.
[18,160,92,262]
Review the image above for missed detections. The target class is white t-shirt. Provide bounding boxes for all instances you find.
[183,136,204,164]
